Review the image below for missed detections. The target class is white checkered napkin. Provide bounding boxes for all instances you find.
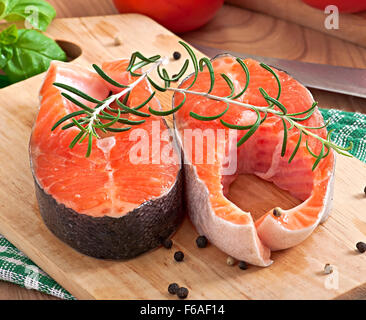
[0,235,74,300]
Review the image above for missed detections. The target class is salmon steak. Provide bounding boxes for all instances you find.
[174,55,335,266]
[29,59,183,259]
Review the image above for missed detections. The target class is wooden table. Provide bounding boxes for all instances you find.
[1,0,365,300]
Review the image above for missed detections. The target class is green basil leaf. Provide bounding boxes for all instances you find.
[2,29,66,83]
[0,0,56,31]
[0,73,10,88]
[0,44,13,68]
[0,24,18,45]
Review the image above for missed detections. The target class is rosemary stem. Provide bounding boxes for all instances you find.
[294,122,350,154]
[86,57,168,133]
[166,87,273,114]
[167,87,351,157]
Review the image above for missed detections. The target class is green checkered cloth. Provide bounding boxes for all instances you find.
[320,109,366,162]
[0,108,365,300]
[0,235,74,299]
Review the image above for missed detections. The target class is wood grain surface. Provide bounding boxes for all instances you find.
[0,1,365,300]
[47,0,117,18]
[183,5,366,114]
[227,0,366,48]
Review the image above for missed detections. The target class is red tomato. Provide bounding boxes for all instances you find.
[302,0,366,13]
[112,0,224,33]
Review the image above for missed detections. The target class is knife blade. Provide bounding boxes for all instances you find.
[191,43,366,100]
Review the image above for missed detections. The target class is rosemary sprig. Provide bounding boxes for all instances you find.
[52,55,167,157]
[51,41,352,169]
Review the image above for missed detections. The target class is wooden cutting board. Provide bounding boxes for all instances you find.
[0,14,365,300]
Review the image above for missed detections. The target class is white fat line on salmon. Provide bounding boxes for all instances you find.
[86,57,169,134]
[97,137,116,215]
[139,304,174,318]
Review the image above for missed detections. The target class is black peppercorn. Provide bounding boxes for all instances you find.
[168,283,179,295]
[364,186,366,196]
[273,208,281,217]
[173,51,181,60]
[238,261,248,270]
[356,241,366,253]
[196,235,208,248]
[324,263,333,274]
[177,287,189,299]
[162,238,173,249]
[174,251,184,262]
